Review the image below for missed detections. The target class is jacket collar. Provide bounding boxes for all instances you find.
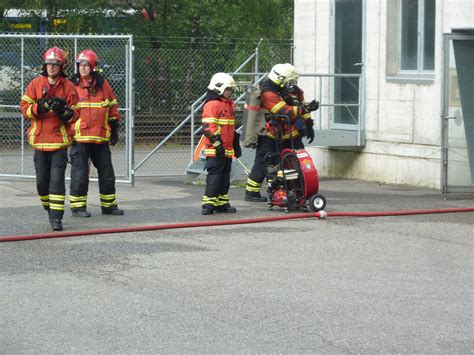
[260,78,284,95]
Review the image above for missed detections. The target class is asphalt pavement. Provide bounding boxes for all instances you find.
[0,176,473,353]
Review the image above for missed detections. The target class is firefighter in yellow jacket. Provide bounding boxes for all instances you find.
[201,72,240,215]
[69,49,124,217]
[20,47,79,231]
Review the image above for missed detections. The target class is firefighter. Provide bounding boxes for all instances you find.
[20,46,79,231]
[68,49,124,217]
[201,72,240,215]
[244,63,319,202]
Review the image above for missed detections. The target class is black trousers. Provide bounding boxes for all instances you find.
[202,157,232,209]
[246,135,304,189]
[33,149,68,220]
[69,142,117,211]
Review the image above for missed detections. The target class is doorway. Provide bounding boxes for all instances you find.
[442,31,474,194]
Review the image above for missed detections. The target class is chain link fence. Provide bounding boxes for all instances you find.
[132,38,292,177]
[0,33,132,180]
[0,33,292,179]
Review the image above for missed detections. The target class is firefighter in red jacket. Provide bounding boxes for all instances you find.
[244,63,319,202]
[201,72,240,215]
[69,49,124,217]
[20,46,79,231]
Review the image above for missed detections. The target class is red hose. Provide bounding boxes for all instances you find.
[326,207,474,217]
[1,207,473,243]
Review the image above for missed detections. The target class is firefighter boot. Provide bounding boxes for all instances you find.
[71,207,91,218]
[201,204,216,215]
[48,209,63,231]
[102,205,124,216]
[245,191,268,202]
[49,218,63,231]
[216,203,237,213]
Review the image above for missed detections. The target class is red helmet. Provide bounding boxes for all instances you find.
[76,49,98,70]
[43,47,66,67]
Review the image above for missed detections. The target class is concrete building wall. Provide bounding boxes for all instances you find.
[294,0,474,188]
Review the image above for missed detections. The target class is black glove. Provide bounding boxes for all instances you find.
[36,98,50,115]
[59,107,74,123]
[210,135,225,158]
[49,97,67,112]
[233,131,242,158]
[50,97,73,123]
[305,119,315,144]
[305,99,319,112]
[109,120,120,146]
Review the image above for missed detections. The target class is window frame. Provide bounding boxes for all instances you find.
[330,0,366,130]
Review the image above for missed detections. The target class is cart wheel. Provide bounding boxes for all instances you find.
[308,194,326,212]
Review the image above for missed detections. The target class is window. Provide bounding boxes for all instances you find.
[333,0,362,126]
[387,0,435,81]
[399,0,435,72]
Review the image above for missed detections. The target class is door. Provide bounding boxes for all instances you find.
[442,32,474,193]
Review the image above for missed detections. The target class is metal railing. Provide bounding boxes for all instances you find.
[185,71,365,180]
[298,72,364,146]
[132,40,270,177]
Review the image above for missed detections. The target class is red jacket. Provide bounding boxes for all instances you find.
[260,79,306,141]
[202,91,235,158]
[72,74,121,144]
[21,75,79,151]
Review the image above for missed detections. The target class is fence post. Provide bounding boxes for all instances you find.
[191,103,195,162]
[254,38,263,84]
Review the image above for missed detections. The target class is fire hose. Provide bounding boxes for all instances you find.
[1,207,473,243]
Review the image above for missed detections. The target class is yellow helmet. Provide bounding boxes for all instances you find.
[268,63,299,87]
[208,72,237,95]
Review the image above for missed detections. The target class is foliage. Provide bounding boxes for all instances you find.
[1,1,293,44]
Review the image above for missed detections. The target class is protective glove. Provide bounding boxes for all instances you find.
[210,135,225,158]
[233,131,242,158]
[56,107,74,123]
[305,99,319,112]
[109,120,120,146]
[49,97,67,112]
[36,98,50,115]
[50,97,73,123]
[305,119,315,144]
[285,85,303,107]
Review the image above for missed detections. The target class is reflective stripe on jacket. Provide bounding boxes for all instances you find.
[20,75,79,151]
[202,91,236,158]
[73,75,121,144]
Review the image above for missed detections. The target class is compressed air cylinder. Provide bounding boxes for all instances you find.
[241,85,266,148]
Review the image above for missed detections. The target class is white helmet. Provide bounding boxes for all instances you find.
[268,63,299,87]
[208,72,237,95]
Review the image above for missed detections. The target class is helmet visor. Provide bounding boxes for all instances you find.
[77,60,91,66]
[44,59,62,65]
